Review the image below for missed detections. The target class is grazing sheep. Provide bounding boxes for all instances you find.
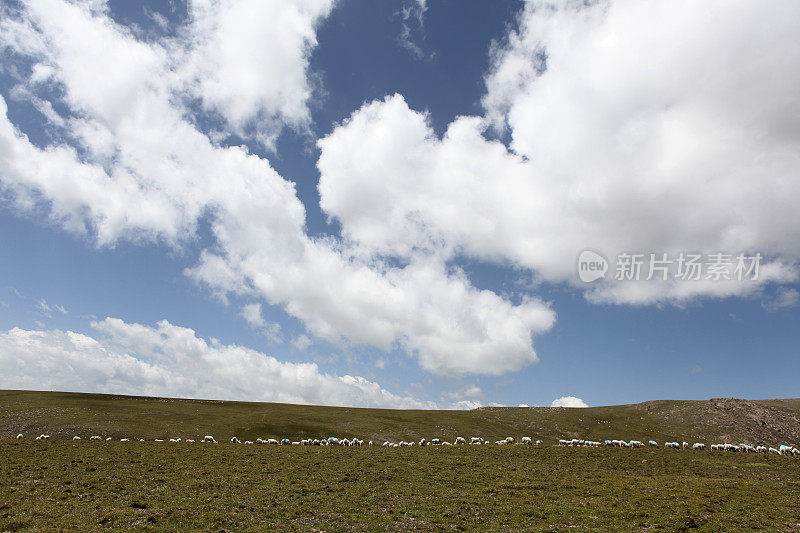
[768,447,780,455]
[779,445,793,456]
[120,438,130,442]
[648,440,658,447]
[202,435,216,443]
[186,439,195,443]
[431,438,440,445]
[16,434,23,439]
[230,437,241,444]
[105,437,112,441]
[419,438,427,447]
[368,440,373,446]
[536,440,542,445]
[267,438,279,445]
[692,443,706,450]
[245,441,254,445]
[139,438,145,442]
[90,435,102,441]
[521,437,532,445]
[470,437,482,445]
[155,439,164,442]
[455,437,466,445]
[682,442,689,449]
[506,437,515,444]
[73,436,81,441]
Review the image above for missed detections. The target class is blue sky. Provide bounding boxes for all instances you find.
[0,0,798,408]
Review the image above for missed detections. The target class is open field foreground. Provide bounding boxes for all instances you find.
[2,441,800,531]
[2,390,800,531]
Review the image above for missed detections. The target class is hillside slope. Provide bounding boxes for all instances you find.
[1,390,799,445]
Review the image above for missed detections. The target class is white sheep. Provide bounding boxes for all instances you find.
[692,443,705,450]
[470,437,482,445]
[521,437,532,445]
[648,440,658,447]
[245,441,254,445]
[105,437,112,441]
[202,435,216,443]
[120,438,130,442]
[154,439,164,442]
[536,440,542,445]
[139,438,145,442]
[768,447,780,454]
[455,437,466,445]
[16,433,23,439]
[73,436,81,441]
[419,438,427,446]
[230,437,241,444]
[779,445,793,456]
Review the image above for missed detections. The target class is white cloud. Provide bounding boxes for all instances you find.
[240,303,265,328]
[396,0,427,60]
[0,0,552,378]
[517,403,530,408]
[35,299,51,315]
[0,318,436,409]
[318,0,800,307]
[292,334,313,351]
[240,303,282,342]
[550,396,588,408]
[763,288,800,312]
[181,0,334,146]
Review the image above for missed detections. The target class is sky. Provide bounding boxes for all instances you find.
[0,0,798,409]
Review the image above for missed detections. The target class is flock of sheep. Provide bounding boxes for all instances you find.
[14,433,800,456]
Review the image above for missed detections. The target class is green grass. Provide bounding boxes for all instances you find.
[2,441,800,531]
[2,390,800,531]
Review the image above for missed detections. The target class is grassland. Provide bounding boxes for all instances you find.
[2,390,800,531]
[2,441,800,531]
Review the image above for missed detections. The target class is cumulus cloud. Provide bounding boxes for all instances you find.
[318,0,800,306]
[181,0,334,145]
[0,318,437,408]
[550,396,588,408]
[0,0,552,377]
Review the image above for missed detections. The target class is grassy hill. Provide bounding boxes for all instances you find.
[2,390,799,446]
[2,390,800,530]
